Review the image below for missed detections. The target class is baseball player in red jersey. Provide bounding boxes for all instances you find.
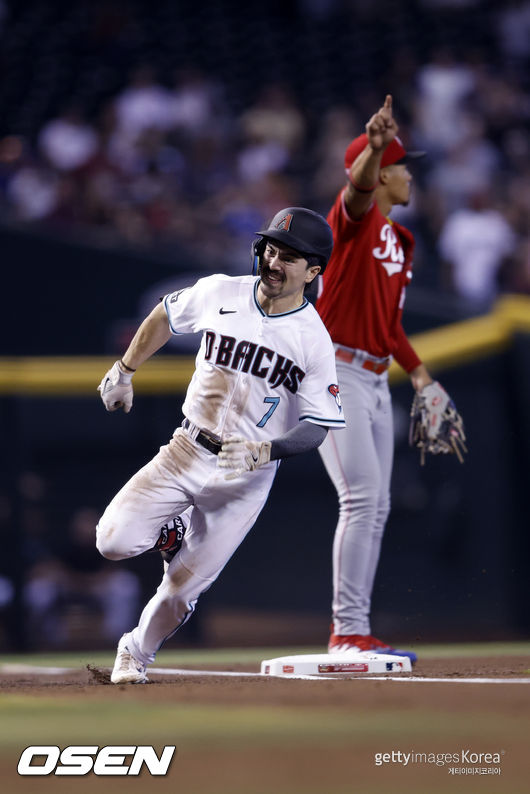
[96,207,345,683]
[316,95,435,663]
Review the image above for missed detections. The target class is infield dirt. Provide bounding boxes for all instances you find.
[1,654,529,794]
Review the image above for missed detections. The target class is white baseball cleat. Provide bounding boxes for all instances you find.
[111,633,148,684]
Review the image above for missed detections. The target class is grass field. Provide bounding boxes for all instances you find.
[1,642,529,794]
[3,639,530,666]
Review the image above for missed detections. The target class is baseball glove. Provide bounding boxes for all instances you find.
[409,381,467,465]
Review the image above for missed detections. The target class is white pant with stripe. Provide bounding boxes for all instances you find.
[318,348,394,636]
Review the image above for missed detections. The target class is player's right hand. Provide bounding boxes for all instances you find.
[366,94,398,151]
[98,360,134,413]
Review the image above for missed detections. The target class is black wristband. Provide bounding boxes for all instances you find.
[120,359,136,372]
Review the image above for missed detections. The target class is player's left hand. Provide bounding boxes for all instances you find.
[409,381,467,465]
[218,438,272,480]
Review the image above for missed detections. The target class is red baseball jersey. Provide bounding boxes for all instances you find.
[316,191,421,373]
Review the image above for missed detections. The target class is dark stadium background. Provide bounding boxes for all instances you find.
[0,0,528,651]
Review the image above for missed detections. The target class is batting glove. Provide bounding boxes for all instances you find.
[218,438,272,480]
[98,360,134,413]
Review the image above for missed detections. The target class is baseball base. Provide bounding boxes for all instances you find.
[261,652,412,677]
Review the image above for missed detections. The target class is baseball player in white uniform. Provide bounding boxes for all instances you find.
[96,207,345,683]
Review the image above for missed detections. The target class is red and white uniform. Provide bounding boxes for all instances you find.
[316,192,420,636]
[317,193,420,370]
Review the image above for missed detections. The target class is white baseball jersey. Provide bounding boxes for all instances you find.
[97,272,345,667]
[164,274,345,439]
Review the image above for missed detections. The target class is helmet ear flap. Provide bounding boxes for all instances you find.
[251,237,267,275]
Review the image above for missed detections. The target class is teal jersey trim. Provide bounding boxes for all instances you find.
[299,415,346,425]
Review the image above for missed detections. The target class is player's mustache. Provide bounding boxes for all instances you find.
[261,266,285,282]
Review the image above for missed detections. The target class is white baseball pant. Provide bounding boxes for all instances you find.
[318,352,393,636]
[96,427,277,664]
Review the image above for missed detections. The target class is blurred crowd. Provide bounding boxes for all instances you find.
[0,471,142,650]
[0,0,529,312]
[2,0,530,650]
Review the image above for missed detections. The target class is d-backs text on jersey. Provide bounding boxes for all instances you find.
[204,331,305,394]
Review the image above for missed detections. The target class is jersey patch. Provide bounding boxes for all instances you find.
[328,384,342,412]
[169,289,187,304]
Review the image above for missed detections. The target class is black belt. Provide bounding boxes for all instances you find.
[182,419,223,456]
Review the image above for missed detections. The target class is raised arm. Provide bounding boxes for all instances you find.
[344,94,399,220]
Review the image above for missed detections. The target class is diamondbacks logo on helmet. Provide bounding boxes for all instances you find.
[328,384,342,412]
[252,206,334,275]
[274,213,293,232]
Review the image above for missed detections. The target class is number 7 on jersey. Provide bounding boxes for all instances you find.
[256,396,280,428]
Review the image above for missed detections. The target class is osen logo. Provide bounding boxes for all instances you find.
[17,745,176,776]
